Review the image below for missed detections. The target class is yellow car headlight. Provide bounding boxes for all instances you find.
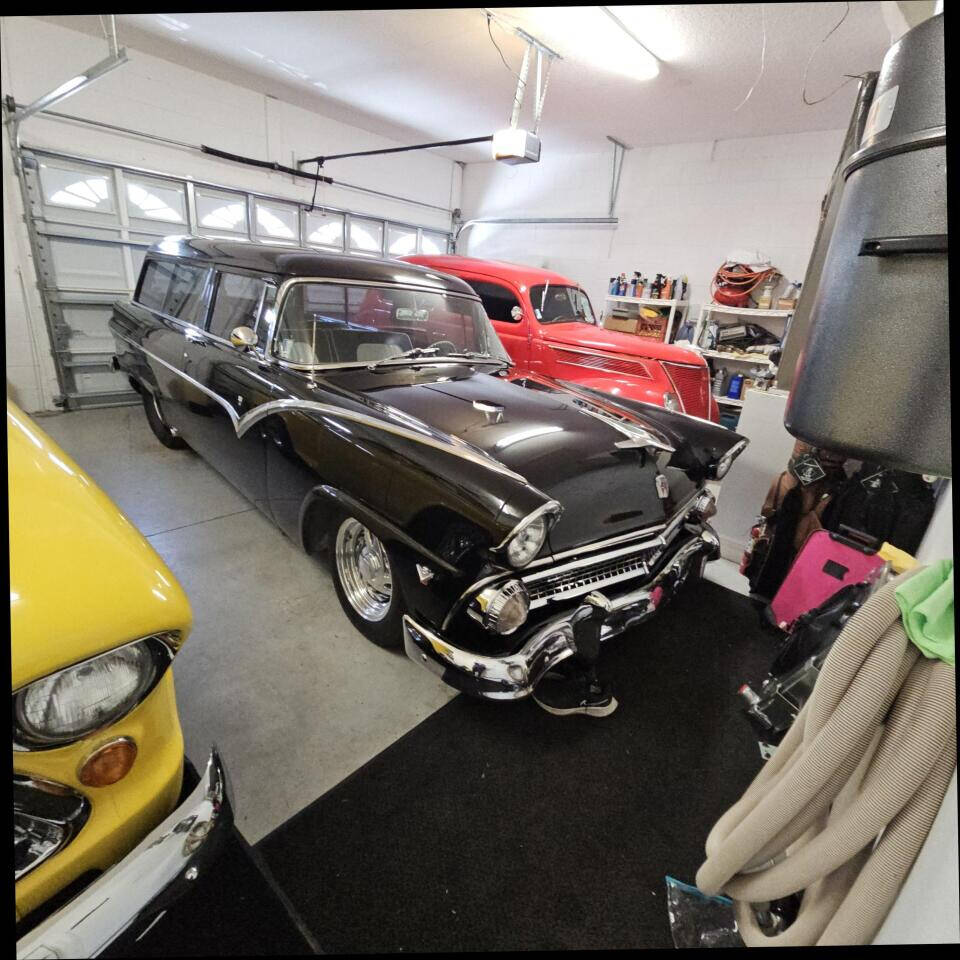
[13,633,178,751]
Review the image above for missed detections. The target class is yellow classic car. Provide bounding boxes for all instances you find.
[10,399,230,955]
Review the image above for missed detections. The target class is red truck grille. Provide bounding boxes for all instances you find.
[553,348,653,380]
[662,362,711,418]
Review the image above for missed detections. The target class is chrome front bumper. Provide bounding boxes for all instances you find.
[404,525,719,700]
[17,749,232,960]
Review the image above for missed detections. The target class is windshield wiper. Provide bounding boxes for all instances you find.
[366,346,440,370]
[366,347,510,372]
[443,351,511,367]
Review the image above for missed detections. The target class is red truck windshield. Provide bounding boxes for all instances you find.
[531,285,597,326]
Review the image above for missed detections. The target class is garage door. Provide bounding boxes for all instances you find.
[20,147,452,409]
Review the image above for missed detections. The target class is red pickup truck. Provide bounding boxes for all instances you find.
[403,255,719,422]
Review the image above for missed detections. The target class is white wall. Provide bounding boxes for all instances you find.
[460,128,846,318]
[1,15,460,413]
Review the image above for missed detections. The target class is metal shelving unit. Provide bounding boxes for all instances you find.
[695,302,793,427]
[604,294,689,343]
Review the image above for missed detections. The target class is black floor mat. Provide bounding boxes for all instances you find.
[257,580,775,953]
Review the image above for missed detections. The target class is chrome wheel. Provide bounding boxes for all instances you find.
[335,518,393,622]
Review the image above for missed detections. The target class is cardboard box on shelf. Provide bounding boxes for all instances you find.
[637,314,669,340]
[604,314,639,334]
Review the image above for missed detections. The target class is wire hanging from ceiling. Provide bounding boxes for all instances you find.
[485,10,522,80]
[802,1,856,105]
[733,2,767,113]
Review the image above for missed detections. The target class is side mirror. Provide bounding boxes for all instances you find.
[230,326,257,350]
[510,305,523,322]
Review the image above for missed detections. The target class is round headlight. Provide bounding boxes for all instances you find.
[506,516,548,567]
[692,490,717,520]
[662,391,679,412]
[477,580,530,635]
[13,635,175,750]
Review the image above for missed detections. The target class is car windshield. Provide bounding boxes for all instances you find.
[530,284,597,325]
[272,282,511,367]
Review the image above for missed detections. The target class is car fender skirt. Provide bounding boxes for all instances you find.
[299,485,461,577]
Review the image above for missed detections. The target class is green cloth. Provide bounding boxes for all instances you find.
[895,560,955,666]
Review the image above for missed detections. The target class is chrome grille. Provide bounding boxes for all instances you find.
[14,775,90,881]
[524,541,665,607]
[662,362,711,418]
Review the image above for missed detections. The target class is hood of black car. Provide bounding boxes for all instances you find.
[357,369,682,550]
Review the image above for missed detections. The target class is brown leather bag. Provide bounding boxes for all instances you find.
[743,441,848,600]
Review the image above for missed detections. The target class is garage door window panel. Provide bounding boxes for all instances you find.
[305,211,345,251]
[125,177,187,229]
[208,273,269,344]
[196,188,249,238]
[348,218,384,256]
[255,201,299,244]
[419,231,449,255]
[387,226,417,257]
[39,159,116,228]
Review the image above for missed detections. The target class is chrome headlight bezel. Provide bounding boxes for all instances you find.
[690,489,717,520]
[498,500,563,569]
[708,438,748,480]
[12,632,179,752]
[475,580,530,635]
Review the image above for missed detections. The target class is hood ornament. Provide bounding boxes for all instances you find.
[473,401,504,424]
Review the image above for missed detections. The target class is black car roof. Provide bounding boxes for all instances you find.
[146,235,476,296]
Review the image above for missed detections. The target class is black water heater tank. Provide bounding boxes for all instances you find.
[784,13,947,477]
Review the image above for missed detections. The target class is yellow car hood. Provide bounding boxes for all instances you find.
[8,400,192,689]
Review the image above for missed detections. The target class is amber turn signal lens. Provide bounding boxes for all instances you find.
[79,738,137,786]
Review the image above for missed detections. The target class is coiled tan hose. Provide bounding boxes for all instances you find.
[696,569,956,946]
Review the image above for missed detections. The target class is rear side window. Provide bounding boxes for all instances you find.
[136,259,209,326]
[466,280,522,324]
[208,272,269,343]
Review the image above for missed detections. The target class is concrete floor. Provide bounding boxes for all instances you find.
[37,404,457,843]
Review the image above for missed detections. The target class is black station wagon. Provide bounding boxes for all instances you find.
[110,237,746,700]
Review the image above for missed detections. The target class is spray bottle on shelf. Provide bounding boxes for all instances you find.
[712,366,727,397]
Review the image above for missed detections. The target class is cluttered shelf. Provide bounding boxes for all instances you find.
[701,349,774,366]
[699,303,793,319]
[606,295,689,306]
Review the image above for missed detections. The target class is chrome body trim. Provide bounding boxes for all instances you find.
[571,400,676,453]
[404,526,718,700]
[17,749,232,960]
[113,332,530,484]
[710,437,749,479]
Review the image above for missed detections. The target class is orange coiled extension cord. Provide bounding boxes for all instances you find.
[711,262,776,306]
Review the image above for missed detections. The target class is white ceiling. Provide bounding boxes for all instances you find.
[39,5,893,162]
